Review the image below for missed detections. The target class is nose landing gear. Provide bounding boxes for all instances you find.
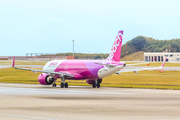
[52,82,56,87]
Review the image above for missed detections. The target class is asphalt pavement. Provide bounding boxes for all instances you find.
[0,83,180,120]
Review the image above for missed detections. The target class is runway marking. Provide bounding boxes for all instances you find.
[0,87,131,95]
[0,114,61,120]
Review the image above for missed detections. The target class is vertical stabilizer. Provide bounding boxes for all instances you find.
[106,31,123,62]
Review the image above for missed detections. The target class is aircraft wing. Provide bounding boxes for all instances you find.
[117,66,163,74]
[12,57,74,77]
[94,62,117,67]
[13,67,74,77]
[116,58,167,74]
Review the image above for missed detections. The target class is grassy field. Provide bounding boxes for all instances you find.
[0,68,180,89]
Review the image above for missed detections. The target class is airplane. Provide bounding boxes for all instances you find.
[12,30,166,88]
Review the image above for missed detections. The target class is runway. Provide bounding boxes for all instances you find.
[0,83,180,120]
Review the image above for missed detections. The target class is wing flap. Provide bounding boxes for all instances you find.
[14,67,74,77]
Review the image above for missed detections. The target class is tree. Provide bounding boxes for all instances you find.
[131,37,146,51]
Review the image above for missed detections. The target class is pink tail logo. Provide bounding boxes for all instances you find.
[107,31,123,62]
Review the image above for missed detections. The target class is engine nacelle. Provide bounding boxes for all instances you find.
[38,73,54,85]
[86,79,95,85]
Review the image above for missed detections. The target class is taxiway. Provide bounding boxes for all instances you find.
[0,83,180,120]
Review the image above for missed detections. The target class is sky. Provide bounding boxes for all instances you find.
[0,0,180,56]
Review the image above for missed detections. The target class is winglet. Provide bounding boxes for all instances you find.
[12,56,15,68]
[160,57,167,68]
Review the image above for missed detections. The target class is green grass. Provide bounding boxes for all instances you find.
[0,68,41,84]
[0,68,180,90]
[66,70,180,89]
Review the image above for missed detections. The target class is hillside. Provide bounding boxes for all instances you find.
[121,36,180,58]
[121,51,144,61]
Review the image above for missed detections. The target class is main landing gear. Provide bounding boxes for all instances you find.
[60,82,68,88]
[51,78,56,87]
[51,76,68,88]
[92,79,102,88]
[60,75,68,88]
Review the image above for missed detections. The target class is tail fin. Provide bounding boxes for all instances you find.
[106,30,123,62]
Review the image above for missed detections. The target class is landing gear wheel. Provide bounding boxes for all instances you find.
[97,83,100,88]
[60,83,64,88]
[92,83,96,88]
[92,79,102,88]
[98,79,102,84]
[65,83,68,88]
[52,83,56,87]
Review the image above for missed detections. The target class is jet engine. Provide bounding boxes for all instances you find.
[38,73,54,85]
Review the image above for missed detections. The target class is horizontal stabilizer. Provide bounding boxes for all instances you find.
[117,58,167,73]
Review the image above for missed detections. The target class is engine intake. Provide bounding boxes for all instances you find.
[38,73,54,85]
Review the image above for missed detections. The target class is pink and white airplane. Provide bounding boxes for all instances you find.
[12,30,166,88]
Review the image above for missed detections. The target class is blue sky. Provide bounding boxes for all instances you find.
[0,0,180,56]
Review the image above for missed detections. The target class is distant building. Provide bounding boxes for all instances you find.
[0,56,74,61]
[144,52,180,62]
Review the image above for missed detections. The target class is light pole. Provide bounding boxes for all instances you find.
[72,40,74,58]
